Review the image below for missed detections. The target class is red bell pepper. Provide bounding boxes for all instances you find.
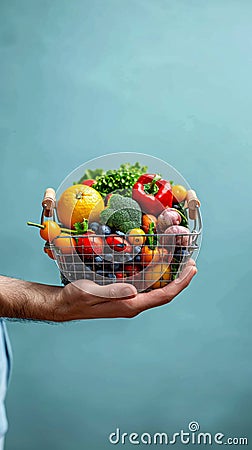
[132,174,173,216]
[82,179,96,187]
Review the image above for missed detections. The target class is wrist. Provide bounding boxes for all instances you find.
[33,285,64,322]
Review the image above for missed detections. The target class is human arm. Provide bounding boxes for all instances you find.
[0,276,62,322]
[0,260,197,322]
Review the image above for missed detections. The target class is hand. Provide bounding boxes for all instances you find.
[55,259,197,321]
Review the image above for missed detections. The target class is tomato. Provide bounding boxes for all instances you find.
[142,214,157,234]
[140,245,160,266]
[128,228,146,246]
[106,235,132,253]
[77,232,104,259]
[40,221,61,242]
[82,179,96,187]
[53,233,76,254]
[172,185,187,203]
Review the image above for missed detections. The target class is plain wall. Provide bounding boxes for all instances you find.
[0,1,251,449]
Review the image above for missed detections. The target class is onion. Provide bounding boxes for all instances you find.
[160,225,190,247]
[157,208,181,233]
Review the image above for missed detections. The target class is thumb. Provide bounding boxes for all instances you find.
[91,282,138,300]
[74,279,138,301]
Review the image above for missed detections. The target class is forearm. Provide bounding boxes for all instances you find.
[0,275,62,321]
[0,260,197,322]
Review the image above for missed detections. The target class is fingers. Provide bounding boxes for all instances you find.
[67,259,196,318]
[71,279,138,303]
[133,259,197,312]
[174,258,197,287]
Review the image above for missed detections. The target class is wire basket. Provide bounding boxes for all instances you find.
[41,188,202,292]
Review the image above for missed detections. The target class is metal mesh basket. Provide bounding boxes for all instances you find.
[40,187,202,292]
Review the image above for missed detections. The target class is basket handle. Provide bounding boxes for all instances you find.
[185,189,201,220]
[42,188,56,218]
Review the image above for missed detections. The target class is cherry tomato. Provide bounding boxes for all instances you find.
[140,245,160,266]
[106,235,132,253]
[128,228,146,246]
[124,264,141,277]
[172,185,187,203]
[82,179,96,187]
[142,214,157,234]
[77,232,104,259]
[40,221,61,242]
[53,233,76,254]
[116,272,127,279]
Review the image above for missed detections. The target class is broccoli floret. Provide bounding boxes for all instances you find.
[100,194,141,233]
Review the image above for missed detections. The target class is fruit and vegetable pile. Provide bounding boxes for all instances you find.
[28,163,200,291]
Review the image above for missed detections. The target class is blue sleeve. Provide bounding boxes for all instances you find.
[0,320,12,438]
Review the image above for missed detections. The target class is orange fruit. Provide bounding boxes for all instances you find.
[57,184,104,229]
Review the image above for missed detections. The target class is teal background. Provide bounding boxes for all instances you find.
[1,0,251,449]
